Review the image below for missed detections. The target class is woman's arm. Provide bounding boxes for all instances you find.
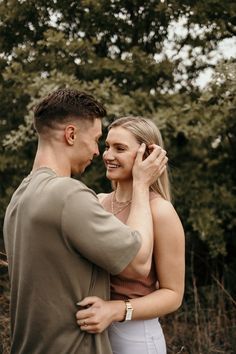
[76,197,185,333]
[130,197,185,318]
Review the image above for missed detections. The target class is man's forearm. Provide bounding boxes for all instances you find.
[119,144,167,278]
[122,183,153,278]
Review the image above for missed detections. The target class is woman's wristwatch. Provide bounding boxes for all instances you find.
[122,299,133,321]
[125,300,133,320]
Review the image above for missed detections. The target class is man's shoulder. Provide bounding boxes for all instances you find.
[49,177,96,198]
[31,169,97,201]
[97,192,110,203]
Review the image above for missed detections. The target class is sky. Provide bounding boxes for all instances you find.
[164,18,236,89]
[49,12,236,90]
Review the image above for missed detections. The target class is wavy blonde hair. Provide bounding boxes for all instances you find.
[108,116,171,201]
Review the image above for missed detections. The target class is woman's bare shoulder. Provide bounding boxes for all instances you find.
[150,196,177,220]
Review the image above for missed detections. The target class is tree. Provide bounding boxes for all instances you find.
[1,1,236,352]
[1,0,235,258]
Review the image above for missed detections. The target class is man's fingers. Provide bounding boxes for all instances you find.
[156,153,168,165]
[132,143,168,185]
[148,144,163,156]
[145,145,166,162]
[145,151,167,168]
[144,148,168,179]
[135,143,146,163]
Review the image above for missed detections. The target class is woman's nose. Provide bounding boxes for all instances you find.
[103,149,115,160]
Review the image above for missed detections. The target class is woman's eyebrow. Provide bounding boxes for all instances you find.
[105,140,129,147]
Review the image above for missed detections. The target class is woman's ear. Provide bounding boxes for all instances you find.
[142,145,151,160]
[65,124,77,146]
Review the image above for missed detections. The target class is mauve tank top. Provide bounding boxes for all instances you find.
[101,191,159,300]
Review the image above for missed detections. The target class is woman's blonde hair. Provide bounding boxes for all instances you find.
[108,116,171,201]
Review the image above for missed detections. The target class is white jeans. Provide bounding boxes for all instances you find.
[108,318,167,354]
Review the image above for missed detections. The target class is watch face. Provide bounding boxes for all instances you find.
[125,309,133,321]
[125,301,133,321]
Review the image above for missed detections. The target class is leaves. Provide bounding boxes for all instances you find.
[0,0,235,281]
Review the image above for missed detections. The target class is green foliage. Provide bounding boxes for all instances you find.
[151,62,236,261]
[0,0,235,301]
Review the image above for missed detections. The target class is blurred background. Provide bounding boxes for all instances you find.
[0,1,235,353]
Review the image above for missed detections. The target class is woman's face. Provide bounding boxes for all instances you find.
[103,126,140,182]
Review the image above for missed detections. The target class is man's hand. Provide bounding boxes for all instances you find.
[132,144,168,188]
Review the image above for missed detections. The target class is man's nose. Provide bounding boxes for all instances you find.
[94,146,100,157]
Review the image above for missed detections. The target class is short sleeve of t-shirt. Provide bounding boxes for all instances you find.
[61,186,141,275]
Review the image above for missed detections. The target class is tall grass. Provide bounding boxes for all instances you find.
[0,266,10,354]
[162,270,236,354]
[1,261,235,354]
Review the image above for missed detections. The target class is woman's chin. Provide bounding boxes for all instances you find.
[106,171,119,181]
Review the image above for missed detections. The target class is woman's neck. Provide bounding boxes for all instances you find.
[115,180,133,202]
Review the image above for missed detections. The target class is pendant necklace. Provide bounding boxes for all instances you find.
[111,191,132,216]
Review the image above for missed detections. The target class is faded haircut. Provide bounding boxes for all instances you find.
[34,88,106,133]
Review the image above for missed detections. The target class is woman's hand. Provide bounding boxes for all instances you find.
[76,296,125,333]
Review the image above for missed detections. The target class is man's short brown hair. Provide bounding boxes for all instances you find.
[33,88,107,133]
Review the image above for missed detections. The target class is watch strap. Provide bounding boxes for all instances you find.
[124,299,133,321]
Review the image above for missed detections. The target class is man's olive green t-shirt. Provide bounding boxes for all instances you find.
[3,168,141,354]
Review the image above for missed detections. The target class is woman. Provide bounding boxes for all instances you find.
[76,116,185,354]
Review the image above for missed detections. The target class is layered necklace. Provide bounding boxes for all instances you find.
[111,191,132,216]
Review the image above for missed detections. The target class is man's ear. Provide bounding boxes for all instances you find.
[64,124,77,146]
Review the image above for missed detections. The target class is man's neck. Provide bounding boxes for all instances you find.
[32,147,71,177]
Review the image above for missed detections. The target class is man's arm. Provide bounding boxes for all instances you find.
[120,144,167,278]
[76,198,185,334]
[62,144,167,277]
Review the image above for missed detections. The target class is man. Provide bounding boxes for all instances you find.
[4,88,167,354]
